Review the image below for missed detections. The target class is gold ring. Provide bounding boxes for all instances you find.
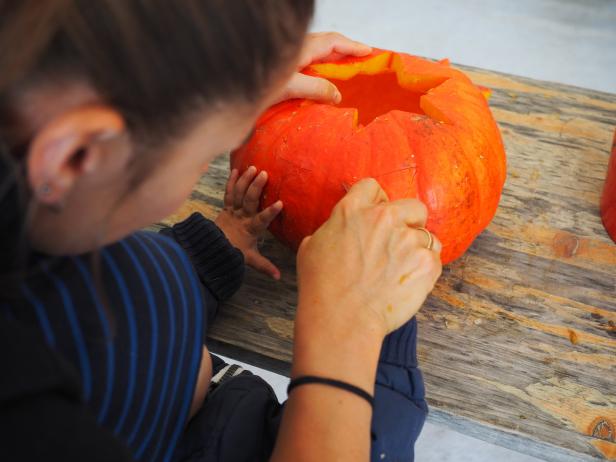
[416,227,434,251]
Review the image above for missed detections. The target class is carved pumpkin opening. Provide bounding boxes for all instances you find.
[330,72,427,127]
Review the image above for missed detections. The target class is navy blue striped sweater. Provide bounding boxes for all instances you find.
[0,213,244,462]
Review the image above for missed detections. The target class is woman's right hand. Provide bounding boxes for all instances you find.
[296,178,442,338]
[272,179,442,462]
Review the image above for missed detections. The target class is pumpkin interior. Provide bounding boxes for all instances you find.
[330,72,427,127]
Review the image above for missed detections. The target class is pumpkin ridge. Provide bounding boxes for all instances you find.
[383,110,420,198]
[419,78,505,228]
[393,111,483,261]
[259,103,322,170]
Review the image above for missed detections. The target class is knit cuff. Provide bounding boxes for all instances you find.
[162,213,245,302]
[379,317,418,369]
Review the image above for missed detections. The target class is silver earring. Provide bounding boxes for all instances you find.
[39,183,51,197]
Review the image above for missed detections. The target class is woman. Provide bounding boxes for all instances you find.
[0,1,442,461]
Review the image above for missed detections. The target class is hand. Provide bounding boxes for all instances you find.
[296,178,443,336]
[215,166,283,280]
[274,32,372,105]
[273,180,442,462]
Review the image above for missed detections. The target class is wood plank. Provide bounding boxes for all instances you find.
[159,67,616,461]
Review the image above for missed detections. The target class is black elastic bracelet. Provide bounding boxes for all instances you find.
[287,376,374,408]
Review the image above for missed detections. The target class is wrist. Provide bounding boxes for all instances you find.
[292,299,385,393]
[296,290,389,340]
[213,214,240,250]
[213,213,228,235]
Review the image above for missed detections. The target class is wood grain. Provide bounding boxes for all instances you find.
[159,66,616,461]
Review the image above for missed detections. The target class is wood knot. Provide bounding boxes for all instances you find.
[553,231,580,258]
[266,317,294,340]
[589,417,614,441]
[568,329,579,345]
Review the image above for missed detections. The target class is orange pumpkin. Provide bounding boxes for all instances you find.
[231,49,507,263]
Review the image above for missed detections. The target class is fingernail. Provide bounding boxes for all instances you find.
[334,90,342,104]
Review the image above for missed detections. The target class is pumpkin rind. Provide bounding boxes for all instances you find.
[231,50,507,263]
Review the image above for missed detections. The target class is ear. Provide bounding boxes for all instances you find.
[27,104,125,205]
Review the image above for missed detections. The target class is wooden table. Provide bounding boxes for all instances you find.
[160,65,616,462]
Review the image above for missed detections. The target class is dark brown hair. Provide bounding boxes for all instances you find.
[0,0,314,149]
[0,0,314,284]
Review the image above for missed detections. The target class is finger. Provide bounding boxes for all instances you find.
[329,38,373,59]
[386,199,428,228]
[251,200,283,233]
[233,165,258,210]
[342,178,389,208]
[414,248,443,285]
[276,73,341,105]
[243,170,268,215]
[223,168,239,207]
[297,235,312,255]
[432,234,443,254]
[402,226,442,254]
[246,251,281,280]
[398,248,442,293]
[300,32,372,68]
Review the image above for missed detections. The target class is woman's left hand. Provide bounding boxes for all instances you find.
[215,166,283,280]
[274,32,372,105]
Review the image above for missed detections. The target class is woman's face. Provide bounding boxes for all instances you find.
[24,74,291,255]
[109,102,263,238]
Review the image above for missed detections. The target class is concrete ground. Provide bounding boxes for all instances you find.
[218,1,615,460]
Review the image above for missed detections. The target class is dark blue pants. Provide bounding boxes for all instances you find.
[175,310,427,462]
[371,317,428,461]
